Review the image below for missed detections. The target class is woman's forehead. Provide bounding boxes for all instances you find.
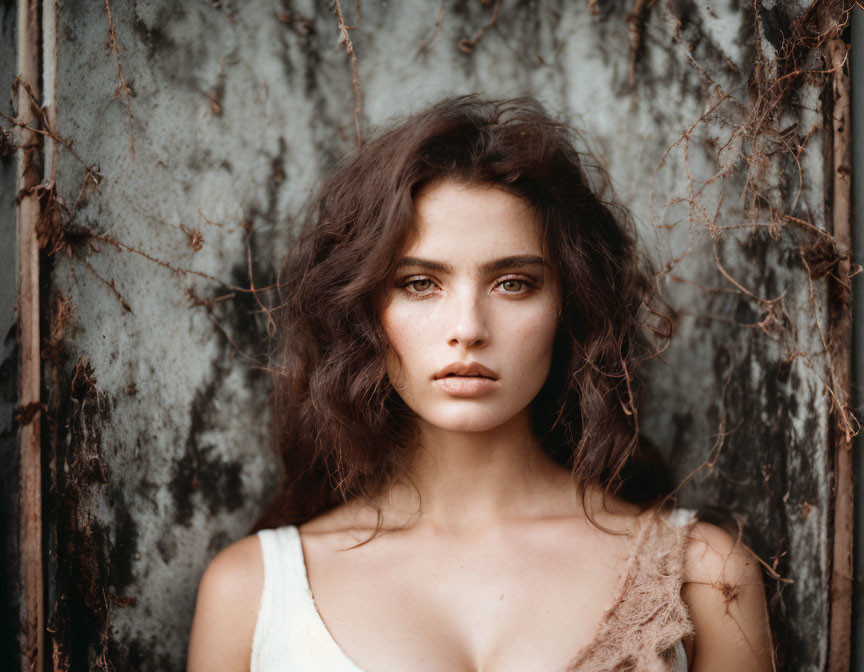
[404,179,548,261]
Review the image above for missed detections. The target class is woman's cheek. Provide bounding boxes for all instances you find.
[382,304,428,396]
[510,303,559,345]
[511,309,559,381]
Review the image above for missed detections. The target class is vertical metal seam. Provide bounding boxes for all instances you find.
[42,2,57,669]
[16,0,42,670]
[826,9,854,672]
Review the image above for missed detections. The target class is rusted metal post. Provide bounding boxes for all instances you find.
[16,0,42,671]
[826,10,854,672]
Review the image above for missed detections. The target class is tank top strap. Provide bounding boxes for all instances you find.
[662,506,699,529]
[252,526,301,671]
[252,525,367,672]
[256,525,308,601]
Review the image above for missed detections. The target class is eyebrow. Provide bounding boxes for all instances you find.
[394,255,549,274]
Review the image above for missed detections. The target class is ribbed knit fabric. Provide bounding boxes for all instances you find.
[251,508,696,672]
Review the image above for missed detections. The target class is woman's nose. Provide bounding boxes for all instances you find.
[446,290,489,348]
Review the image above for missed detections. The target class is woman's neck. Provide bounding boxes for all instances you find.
[373,409,589,534]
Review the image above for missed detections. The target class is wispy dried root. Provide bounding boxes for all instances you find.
[417,0,446,55]
[41,293,76,363]
[67,357,107,484]
[458,0,501,53]
[636,12,861,669]
[333,0,362,149]
[647,0,861,435]
[104,0,134,160]
[180,224,205,251]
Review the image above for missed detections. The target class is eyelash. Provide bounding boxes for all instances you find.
[397,275,539,298]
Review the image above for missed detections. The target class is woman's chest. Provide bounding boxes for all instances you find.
[301,530,634,672]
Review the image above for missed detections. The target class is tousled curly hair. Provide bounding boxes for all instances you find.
[251,94,673,535]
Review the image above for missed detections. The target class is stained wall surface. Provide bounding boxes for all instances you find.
[23,1,841,669]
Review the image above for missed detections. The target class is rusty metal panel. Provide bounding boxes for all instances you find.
[851,8,864,670]
[29,1,845,669]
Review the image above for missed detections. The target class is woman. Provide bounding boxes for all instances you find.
[187,95,775,671]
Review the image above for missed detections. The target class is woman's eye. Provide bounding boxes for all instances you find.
[399,276,535,297]
[497,278,531,293]
[401,278,436,295]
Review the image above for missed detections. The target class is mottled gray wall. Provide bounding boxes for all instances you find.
[12,1,842,670]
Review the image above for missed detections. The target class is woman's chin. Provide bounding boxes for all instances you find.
[418,408,518,434]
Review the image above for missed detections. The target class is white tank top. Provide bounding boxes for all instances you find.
[251,517,692,672]
[251,524,364,671]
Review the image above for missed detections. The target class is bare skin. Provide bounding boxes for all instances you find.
[291,480,653,672]
[187,180,774,672]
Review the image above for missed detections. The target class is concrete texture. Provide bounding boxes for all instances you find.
[12,1,840,669]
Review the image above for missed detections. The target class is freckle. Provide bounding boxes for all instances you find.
[499,594,505,600]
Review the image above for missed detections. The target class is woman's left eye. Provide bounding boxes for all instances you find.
[496,278,533,294]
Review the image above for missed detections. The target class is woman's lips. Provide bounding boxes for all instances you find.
[434,375,497,397]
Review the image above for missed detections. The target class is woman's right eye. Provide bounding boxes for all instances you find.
[400,277,436,296]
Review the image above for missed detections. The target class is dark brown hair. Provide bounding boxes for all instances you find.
[251,94,672,534]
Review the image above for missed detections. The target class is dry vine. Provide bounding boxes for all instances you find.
[104,0,134,159]
[417,0,446,55]
[458,0,501,53]
[333,0,363,149]
[646,0,860,444]
[633,2,859,665]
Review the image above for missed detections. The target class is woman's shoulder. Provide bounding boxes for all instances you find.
[678,516,775,669]
[202,532,266,591]
[679,516,762,590]
[634,503,764,589]
[297,498,414,541]
[186,533,266,672]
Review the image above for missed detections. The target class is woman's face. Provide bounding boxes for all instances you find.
[380,178,562,433]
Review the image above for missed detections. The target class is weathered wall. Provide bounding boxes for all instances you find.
[7,1,847,670]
